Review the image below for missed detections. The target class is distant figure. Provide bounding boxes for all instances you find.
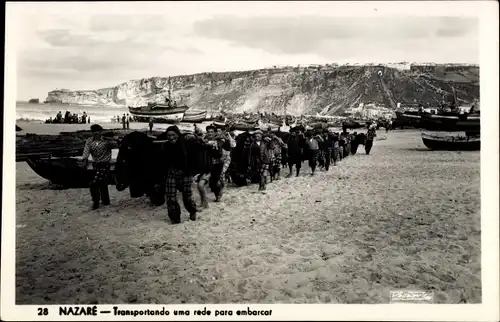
[121,114,126,129]
[88,116,91,124]
[116,115,120,123]
[126,113,130,129]
[149,118,154,132]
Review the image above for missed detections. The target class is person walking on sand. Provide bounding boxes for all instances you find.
[322,130,333,171]
[270,133,286,180]
[286,130,304,177]
[305,131,322,176]
[219,127,236,184]
[149,118,154,132]
[332,132,340,166]
[162,125,198,224]
[121,114,126,129]
[365,126,377,155]
[248,130,272,191]
[206,126,225,202]
[81,124,119,210]
[350,131,359,155]
[316,130,326,170]
[338,131,346,161]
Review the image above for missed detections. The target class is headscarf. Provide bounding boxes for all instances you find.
[166,125,181,135]
[90,124,103,132]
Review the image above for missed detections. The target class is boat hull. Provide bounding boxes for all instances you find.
[132,112,185,124]
[232,122,259,131]
[128,105,189,115]
[342,120,365,129]
[181,111,207,123]
[421,133,480,151]
[420,114,480,131]
[25,156,117,188]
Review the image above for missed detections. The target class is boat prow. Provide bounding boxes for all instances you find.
[25,151,119,188]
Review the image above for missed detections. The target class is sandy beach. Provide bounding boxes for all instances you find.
[15,122,481,304]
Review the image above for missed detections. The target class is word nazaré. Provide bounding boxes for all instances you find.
[59,306,98,316]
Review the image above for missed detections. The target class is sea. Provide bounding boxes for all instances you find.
[16,102,129,124]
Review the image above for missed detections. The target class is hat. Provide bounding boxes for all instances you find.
[90,124,103,132]
[166,125,181,135]
[253,130,263,135]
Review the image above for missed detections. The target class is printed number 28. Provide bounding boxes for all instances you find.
[38,308,49,316]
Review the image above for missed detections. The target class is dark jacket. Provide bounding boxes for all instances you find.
[162,136,191,175]
[287,135,305,156]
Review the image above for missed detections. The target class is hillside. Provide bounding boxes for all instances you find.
[45,64,480,116]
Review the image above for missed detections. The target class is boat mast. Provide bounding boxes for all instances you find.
[168,77,172,105]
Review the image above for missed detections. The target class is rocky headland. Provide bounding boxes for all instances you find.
[45,63,480,115]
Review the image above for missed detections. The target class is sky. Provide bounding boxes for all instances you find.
[8,2,481,101]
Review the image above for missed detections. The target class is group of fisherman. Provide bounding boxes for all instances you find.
[81,122,378,224]
[114,114,133,129]
[45,111,89,124]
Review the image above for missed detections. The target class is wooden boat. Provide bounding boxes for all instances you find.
[232,122,259,131]
[342,120,365,129]
[128,76,188,124]
[421,133,480,151]
[129,104,187,124]
[212,121,226,129]
[181,110,207,123]
[394,111,422,128]
[419,113,480,132]
[16,125,22,132]
[24,150,119,188]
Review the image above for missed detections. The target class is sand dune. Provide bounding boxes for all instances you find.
[15,127,481,304]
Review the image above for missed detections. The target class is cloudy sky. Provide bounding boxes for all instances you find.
[9,2,480,101]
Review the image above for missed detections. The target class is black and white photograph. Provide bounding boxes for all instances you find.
[2,1,499,320]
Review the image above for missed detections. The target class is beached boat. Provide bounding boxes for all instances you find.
[16,125,23,132]
[128,103,188,124]
[24,150,119,188]
[342,119,365,129]
[128,77,188,124]
[232,121,259,131]
[181,110,207,123]
[419,113,480,132]
[394,111,422,128]
[421,133,480,151]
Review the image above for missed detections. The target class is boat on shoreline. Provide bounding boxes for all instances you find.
[181,110,207,123]
[24,152,118,188]
[129,105,188,124]
[421,132,480,151]
[128,77,188,124]
[419,113,480,132]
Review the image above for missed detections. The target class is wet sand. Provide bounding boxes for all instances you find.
[15,124,481,304]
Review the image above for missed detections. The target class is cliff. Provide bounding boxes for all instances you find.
[45,63,480,115]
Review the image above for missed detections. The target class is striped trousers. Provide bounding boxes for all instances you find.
[165,168,197,223]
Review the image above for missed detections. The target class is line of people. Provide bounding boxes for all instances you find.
[46,111,89,124]
[81,123,377,224]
